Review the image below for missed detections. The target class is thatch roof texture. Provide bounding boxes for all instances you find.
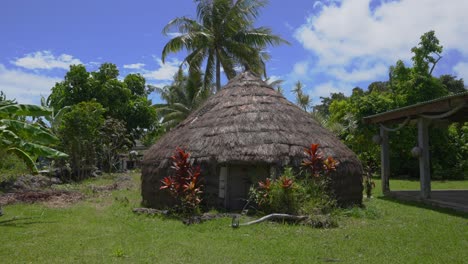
[142,71,362,207]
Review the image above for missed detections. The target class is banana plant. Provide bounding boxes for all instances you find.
[38,95,70,134]
[0,99,68,174]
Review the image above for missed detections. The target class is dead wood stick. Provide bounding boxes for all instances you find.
[233,213,308,227]
[132,208,168,215]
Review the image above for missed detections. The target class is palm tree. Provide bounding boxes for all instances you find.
[162,0,289,91]
[152,69,212,129]
[292,81,311,112]
[265,77,284,95]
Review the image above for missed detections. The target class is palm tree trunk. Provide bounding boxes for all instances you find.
[216,57,221,92]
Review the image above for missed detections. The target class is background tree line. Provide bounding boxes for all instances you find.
[312,31,467,180]
[45,63,157,179]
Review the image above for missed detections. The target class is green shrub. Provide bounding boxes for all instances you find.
[0,151,29,182]
[249,144,339,216]
[249,167,305,215]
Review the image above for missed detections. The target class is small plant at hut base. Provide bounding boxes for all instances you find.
[249,167,305,215]
[362,158,376,198]
[249,144,339,222]
[249,178,271,207]
[160,147,204,216]
[301,144,339,214]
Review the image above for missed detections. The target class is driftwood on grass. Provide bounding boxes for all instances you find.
[132,207,168,215]
[232,213,308,228]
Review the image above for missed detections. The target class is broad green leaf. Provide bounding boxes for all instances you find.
[6,147,39,174]
[0,119,59,145]
[20,142,68,159]
[0,104,52,117]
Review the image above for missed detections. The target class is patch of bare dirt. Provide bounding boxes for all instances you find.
[0,173,134,208]
[89,175,134,193]
[0,190,84,208]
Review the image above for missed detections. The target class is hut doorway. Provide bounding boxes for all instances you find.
[222,165,269,211]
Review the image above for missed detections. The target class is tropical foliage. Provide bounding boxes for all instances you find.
[292,81,312,112]
[314,31,468,180]
[48,63,156,134]
[162,0,288,91]
[97,118,133,173]
[152,69,212,129]
[46,63,158,179]
[249,144,338,215]
[58,101,105,180]
[0,93,67,174]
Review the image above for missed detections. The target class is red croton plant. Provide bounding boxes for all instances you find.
[160,147,204,214]
[302,144,338,177]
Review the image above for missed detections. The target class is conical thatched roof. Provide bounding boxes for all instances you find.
[142,71,362,206]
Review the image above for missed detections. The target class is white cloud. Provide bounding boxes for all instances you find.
[294,0,468,83]
[0,64,60,104]
[453,62,468,82]
[12,50,82,70]
[327,62,388,83]
[123,63,146,70]
[142,58,181,81]
[292,61,309,77]
[310,81,350,100]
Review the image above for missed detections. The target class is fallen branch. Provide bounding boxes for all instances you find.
[232,213,308,228]
[132,208,168,215]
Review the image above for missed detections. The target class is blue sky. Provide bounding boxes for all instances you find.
[1,0,468,105]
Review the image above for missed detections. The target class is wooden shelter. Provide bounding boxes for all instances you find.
[142,72,363,210]
[364,92,468,200]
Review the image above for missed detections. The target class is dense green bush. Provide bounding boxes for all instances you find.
[249,168,305,215]
[0,151,29,182]
[58,101,105,180]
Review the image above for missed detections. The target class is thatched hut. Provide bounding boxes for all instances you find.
[142,72,362,210]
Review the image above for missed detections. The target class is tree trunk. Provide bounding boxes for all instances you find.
[216,56,221,92]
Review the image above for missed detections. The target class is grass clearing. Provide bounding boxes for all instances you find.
[1,173,467,263]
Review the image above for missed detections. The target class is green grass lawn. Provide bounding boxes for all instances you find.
[1,173,467,263]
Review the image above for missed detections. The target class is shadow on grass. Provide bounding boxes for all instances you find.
[377,195,468,219]
[0,216,56,228]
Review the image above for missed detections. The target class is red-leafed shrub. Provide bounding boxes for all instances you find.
[301,143,339,178]
[160,147,203,215]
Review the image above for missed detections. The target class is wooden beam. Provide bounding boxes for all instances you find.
[418,118,431,199]
[380,126,390,194]
[363,94,468,124]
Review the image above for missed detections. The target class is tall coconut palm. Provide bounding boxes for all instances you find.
[162,0,289,91]
[151,69,213,129]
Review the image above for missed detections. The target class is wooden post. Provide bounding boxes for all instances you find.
[380,126,390,194]
[418,118,431,199]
